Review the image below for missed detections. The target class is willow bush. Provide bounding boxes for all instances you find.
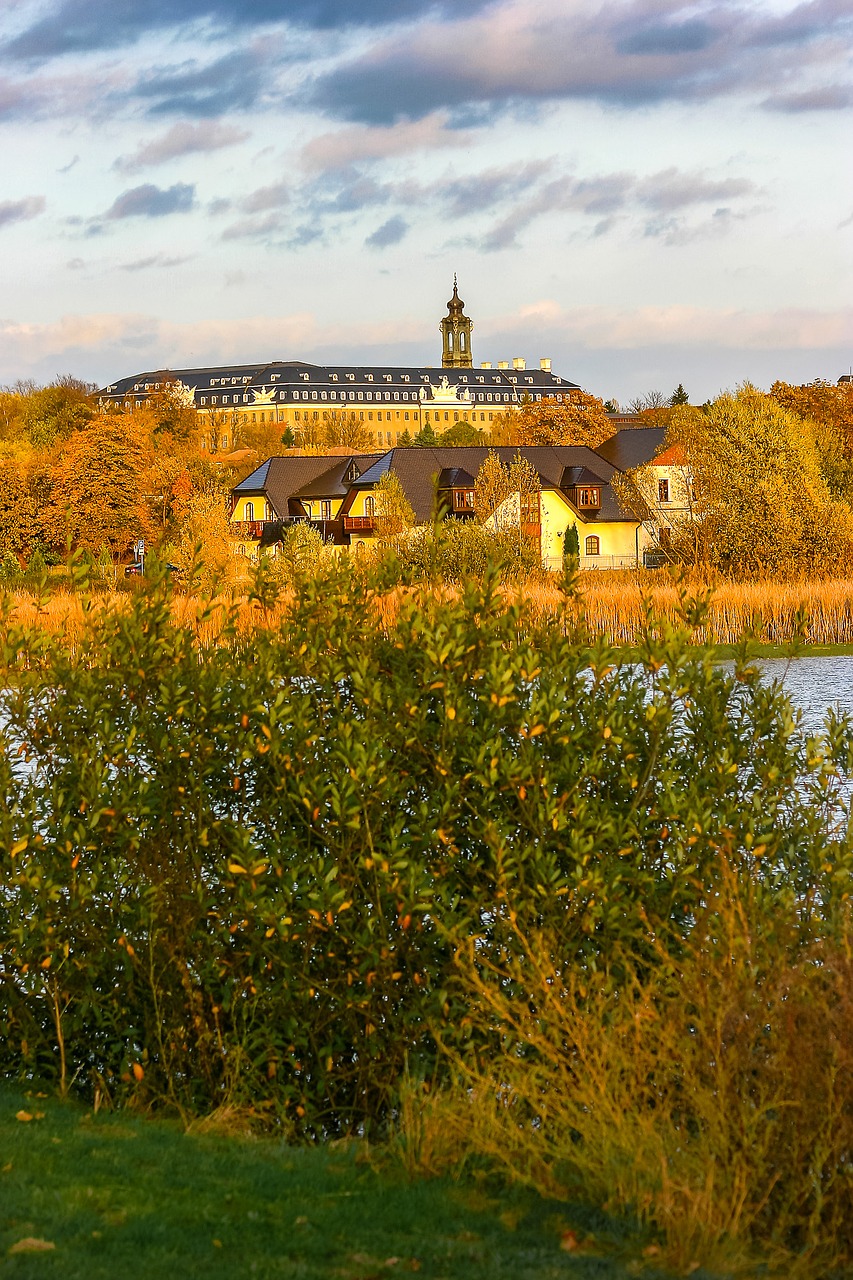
[0,562,851,1202]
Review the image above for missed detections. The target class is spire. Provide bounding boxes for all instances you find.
[440,276,473,368]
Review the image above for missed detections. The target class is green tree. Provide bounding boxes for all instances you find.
[563,522,580,563]
[439,421,486,447]
[669,384,690,406]
[413,421,439,447]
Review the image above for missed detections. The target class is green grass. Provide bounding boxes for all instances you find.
[0,1085,685,1280]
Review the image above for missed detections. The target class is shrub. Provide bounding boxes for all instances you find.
[0,562,851,1276]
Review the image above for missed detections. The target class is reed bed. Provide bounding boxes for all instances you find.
[7,573,853,648]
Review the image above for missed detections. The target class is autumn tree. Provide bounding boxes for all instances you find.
[322,410,369,451]
[770,380,853,498]
[473,451,541,535]
[42,417,153,554]
[0,456,38,557]
[20,378,95,448]
[668,386,853,576]
[491,390,613,449]
[439,421,486,447]
[171,490,235,588]
[373,471,415,540]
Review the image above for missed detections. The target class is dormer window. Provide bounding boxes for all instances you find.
[577,486,601,508]
[302,373,310,381]
[366,374,374,381]
[347,373,355,381]
[384,374,392,382]
[402,375,410,382]
[331,373,338,381]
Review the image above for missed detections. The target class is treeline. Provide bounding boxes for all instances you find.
[0,561,851,1274]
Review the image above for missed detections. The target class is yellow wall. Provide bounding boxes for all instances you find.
[231,495,272,522]
[530,489,640,569]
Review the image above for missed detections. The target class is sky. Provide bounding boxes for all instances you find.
[0,0,851,405]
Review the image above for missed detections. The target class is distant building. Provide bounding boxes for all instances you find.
[98,284,581,450]
[229,429,685,570]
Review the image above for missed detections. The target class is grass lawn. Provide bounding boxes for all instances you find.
[0,1084,688,1280]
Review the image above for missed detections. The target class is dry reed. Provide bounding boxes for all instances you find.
[7,573,853,649]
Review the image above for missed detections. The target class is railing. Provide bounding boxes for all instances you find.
[343,516,375,531]
[521,522,541,539]
[230,520,266,537]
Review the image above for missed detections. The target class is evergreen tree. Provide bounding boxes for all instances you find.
[563,522,580,562]
[670,384,690,406]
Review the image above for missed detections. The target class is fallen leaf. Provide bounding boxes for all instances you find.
[2,1162,12,1172]
[132,1063,144,1082]
[560,1230,580,1252]
[9,1238,56,1254]
[15,1110,33,1123]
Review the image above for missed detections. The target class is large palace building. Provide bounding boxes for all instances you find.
[99,282,582,450]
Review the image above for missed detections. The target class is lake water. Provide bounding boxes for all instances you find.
[755,657,853,734]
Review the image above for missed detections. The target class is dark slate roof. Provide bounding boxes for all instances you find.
[595,427,668,471]
[293,454,379,499]
[234,460,271,492]
[437,467,476,488]
[99,360,580,401]
[561,466,605,488]
[352,446,620,523]
[233,456,372,518]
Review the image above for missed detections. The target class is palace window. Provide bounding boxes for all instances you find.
[585,536,600,556]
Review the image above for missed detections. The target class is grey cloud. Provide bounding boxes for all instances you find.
[309,0,853,124]
[103,182,196,219]
[6,0,493,61]
[221,210,286,239]
[120,253,194,270]
[240,181,289,213]
[436,161,553,217]
[0,195,46,227]
[133,51,264,118]
[615,20,719,56]
[763,85,853,111]
[115,121,250,171]
[365,214,408,248]
[636,168,757,211]
[58,154,79,173]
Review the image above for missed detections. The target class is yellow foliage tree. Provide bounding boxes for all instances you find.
[491,390,613,449]
[669,387,853,576]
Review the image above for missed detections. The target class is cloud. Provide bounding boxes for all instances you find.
[132,49,266,117]
[763,84,853,111]
[120,253,194,271]
[6,0,493,61]
[240,181,289,212]
[114,120,250,172]
[365,213,408,248]
[0,195,46,228]
[636,168,758,212]
[102,183,196,220]
[615,19,720,56]
[58,154,79,173]
[300,115,474,171]
[221,210,287,240]
[308,0,853,124]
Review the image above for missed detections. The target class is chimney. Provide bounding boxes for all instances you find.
[540,357,551,372]
[480,361,492,369]
[513,357,526,370]
[497,360,509,369]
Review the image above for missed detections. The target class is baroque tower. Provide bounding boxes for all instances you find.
[440,276,473,368]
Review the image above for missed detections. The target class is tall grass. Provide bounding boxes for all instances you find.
[10,572,853,648]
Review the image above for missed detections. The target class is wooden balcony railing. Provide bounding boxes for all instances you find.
[342,515,375,532]
[230,520,266,537]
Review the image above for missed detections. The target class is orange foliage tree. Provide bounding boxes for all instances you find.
[491,390,613,449]
[43,417,154,553]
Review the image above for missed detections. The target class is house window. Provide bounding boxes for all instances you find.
[658,478,670,504]
[585,535,600,556]
[364,496,375,517]
[245,502,254,521]
[578,487,600,507]
[320,500,331,520]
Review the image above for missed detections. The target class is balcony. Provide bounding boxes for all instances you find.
[521,522,541,539]
[343,515,375,532]
[230,520,266,538]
